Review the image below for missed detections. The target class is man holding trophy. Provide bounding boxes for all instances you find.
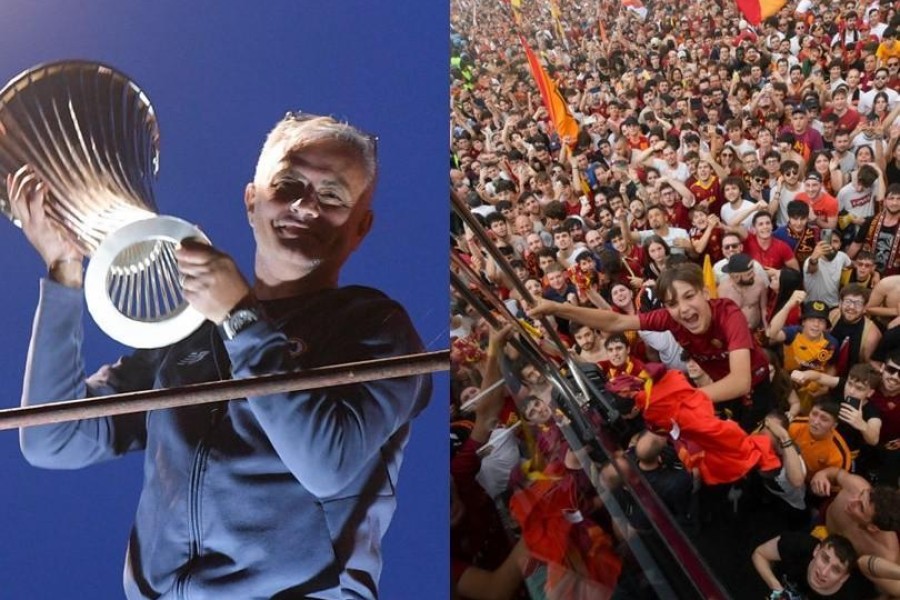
[8,110,431,599]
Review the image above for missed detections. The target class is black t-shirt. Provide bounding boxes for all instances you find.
[776,533,877,599]
[854,217,898,274]
[829,318,865,368]
[830,376,881,454]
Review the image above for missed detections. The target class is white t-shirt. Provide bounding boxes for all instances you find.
[638,227,691,255]
[721,199,758,230]
[836,182,876,221]
[803,251,852,307]
[649,158,692,183]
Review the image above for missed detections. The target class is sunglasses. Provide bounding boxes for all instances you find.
[885,364,900,377]
[754,178,767,184]
[723,243,741,250]
[783,170,799,176]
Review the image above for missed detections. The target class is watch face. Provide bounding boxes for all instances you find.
[225,308,261,339]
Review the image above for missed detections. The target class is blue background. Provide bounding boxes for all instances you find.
[0,2,447,598]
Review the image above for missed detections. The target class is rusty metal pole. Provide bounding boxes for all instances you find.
[0,350,449,431]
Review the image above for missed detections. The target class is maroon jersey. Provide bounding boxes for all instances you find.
[639,298,769,387]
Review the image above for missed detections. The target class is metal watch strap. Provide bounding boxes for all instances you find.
[220,296,264,340]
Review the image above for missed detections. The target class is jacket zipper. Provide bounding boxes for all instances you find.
[175,438,212,599]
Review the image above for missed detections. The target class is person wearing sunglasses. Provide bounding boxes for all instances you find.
[11,113,431,599]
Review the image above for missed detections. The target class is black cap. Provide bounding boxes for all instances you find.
[723,253,753,274]
[801,300,830,321]
[805,171,823,183]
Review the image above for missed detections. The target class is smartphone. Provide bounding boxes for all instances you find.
[820,228,833,242]
[843,396,861,410]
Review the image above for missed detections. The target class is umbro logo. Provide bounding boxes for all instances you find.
[176,351,211,366]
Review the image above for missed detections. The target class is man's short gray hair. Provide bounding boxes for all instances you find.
[254,112,378,200]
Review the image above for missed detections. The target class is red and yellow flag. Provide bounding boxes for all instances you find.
[518,36,579,144]
[735,0,786,26]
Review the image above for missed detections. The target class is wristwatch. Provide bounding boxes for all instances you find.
[220,295,265,340]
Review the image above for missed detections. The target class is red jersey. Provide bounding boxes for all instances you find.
[689,225,725,263]
[795,191,838,223]
[688,176,724,216]
[639,298,769,387]
[744,234,796,269]
[664,202,691,230]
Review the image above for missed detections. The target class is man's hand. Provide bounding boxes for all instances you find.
[810,470,832,497]
[526,297,561,320]
[839,403,866,431]
[810,240,829,261]
[6,165,84,271]
[176,238,250,324]
[789,289,807,306]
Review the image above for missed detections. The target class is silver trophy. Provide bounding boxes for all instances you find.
[0,60,208,348]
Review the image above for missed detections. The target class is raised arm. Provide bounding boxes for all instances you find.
[527,298,640,332]
[767,290,806,343]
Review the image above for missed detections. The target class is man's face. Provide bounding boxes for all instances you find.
[547,270,566,291]
[791,111,808,133]
[606,342,629,367]
[807,406,837,440]
[807,543,851,594]
[526,233,543,253]
[659,187,677,207]
[574,327,597,351]
[723,183,741,202]
[854,258,875,280]
[538,255,556,273]
[690,209,709,231]
[490,220,508,238]
[804,179,822,197]
[696,161,712,180]
[801,315,827,340]
[662,146,677,166]
[754,216,773,238]
[847,70,860,86]
[788,214,808,233]
[245,140,372,284]
[663,281,712,334]
[554,231,572,251]
[845,486,878,529]
[647,208,667,229]
[524,396,552,424]
[883,360,900,395]
[729,269,755,287]
[874,70,889,90]
[885,193,900,216]
[722,236,742,258]
[584,230,603,250]
[630,200,645,218]
[524,196,541,214]
[578,256,595,273]
[844,377,874,404]
[514,216,532,238]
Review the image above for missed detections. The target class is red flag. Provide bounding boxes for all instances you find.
[519,36,580,145]
[735,0,786,26]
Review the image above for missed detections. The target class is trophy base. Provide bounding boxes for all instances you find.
[84,215,210,348]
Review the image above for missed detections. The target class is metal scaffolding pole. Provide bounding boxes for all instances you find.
[0,350,449,431]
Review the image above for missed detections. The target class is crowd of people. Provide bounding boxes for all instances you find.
[450,0,900,598]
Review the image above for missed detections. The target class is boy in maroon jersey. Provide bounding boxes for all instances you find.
[529,262,773,431]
